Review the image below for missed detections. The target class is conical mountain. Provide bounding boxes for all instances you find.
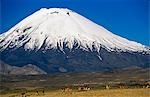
[0,8,149,74]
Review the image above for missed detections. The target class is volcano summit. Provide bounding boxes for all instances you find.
[0,8,149,74]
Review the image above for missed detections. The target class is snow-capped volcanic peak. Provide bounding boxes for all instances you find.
[0,8,148,53]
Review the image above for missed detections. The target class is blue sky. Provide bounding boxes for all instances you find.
[0,0,149,45]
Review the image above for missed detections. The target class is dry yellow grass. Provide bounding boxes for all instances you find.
[1,88,150,97]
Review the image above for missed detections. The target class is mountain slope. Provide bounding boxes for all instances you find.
[0,8,148,53]
[0,8,149,74]
[0,61,47,75]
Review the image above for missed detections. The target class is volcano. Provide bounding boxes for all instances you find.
[0,8,149,74]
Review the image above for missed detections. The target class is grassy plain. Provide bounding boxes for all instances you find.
[1,88,150,97]
[0,70,149,97]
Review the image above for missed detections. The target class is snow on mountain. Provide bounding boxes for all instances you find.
[0,8,149,53]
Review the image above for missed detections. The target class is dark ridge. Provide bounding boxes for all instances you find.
[50,11,59,14]
[23,27,32,32]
